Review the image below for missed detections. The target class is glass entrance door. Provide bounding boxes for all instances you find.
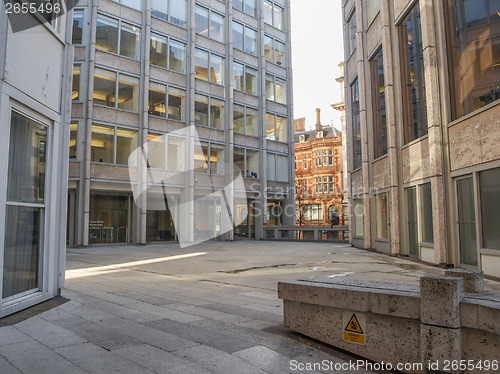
[3,111,47,299]
[457,177,478,266]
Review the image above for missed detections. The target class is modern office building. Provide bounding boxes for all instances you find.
[342,0,500,277]
[0,5,73,316]
[294,110,343,229]
[68,0,294,246]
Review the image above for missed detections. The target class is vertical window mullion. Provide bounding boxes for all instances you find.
[165,135,169,170]
[117,20,122,55]
[113,127,117,164]
[115,72,119,109]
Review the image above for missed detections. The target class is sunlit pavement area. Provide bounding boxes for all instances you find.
[1,241,500,374]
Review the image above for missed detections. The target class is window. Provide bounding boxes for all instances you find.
[234,0,257,17]
[146,133,185,170]
[234,147,259,178]
[299,134,305,142]
[94,68,140,112]
[366,0,380,26]
[267,153,288,181]
[112,0,142,11]
[480,167,500,249]
[263,1,285,30]
[194,141,225,175]
[233,22,257,56]
[91,124,138,165]
[195,5,224,42]
[401,2,427,143]
[4,111,48,299]
[457,177,478,266]
[375,193,388,239]
[195,94,224,129]
[371,48,387,158]
[420,183,434,243]
[266,113,288,142]
[233,62,257,95]
[354,199,364,237]
[347,11,357,57]
[70,123,78,159]
[407,187,419,257]
[150,33,186,73]
[95,14,141,60]
[233,104,258,136]
[72,65,80,101]
[351,78,361,169]
[152,0,187,27]
[266,74,287,104]
[72,9,84,44]
[303,204,323,220]
[148,82,186,121]
[195,48,224,84]
[445,0,500,118]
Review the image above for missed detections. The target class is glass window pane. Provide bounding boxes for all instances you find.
[210,98,224,129]
[366,0,380,25]
[7,112,47,204]
[348,12,357,55]
[151,0,167,20]
[276,78,286,104]
[464,0,488,27]
[147,133,165,169]
[69,123,78,159]
[121,0,141,11]
[407,187,419,257]
[3,206,41,299]
[233,0,243,11]
[233,104,245,134]
[480,167,500,249]
[276,155,288,182]
[210,12,224,42]
[267,153,276,180]
[457,177,477,265]
[246,107,258,136]
[233,62,244,91]
[194,94,209,126]
[195,49,209,81]
[266,74,275,101]
[72,9,84,45]
[168,87,185,121]
[266,113,275,140]
[372,48,387,158]
[72,65,80,101]
[150,33,168,68]
[245,66,257,95]
[244,0,257,17]
[244,27,257,55]
[120,23,140,60]
[169,40,186,73]
[264,36,273,63]
[354,199,364,237]
[210,54,224,84]
[148,82,166,117]
[194,141,208,172]
[234,147,245,176]
[93,68,116,107]
[91,124,114,163]
[246,149,259,178]
[420,183,434,243]
[195,5,209,36]
[232,21,244,51]
[170,0,186,27]
[273,5,284,30]
[96,14,118,53]
[376,194,388,239]
[116,128,138,165]
[118,74,140,112]
[276,116,288,142]
[167,136,185,170]
[210,144,225,175]
[275,40,285,66]
[263,0,273,25]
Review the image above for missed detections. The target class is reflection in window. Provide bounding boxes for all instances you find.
[120,22,140,60]
[195,49,224,84]
[72,9,84,44]
[149,82,167,117]
[168,87,185,121]
[233,105,245,134]
[420,183,434,243]
[150,33,168,68]
[72,65,80,101]
[210,54,224,85]
[351,78,361,169]
[401,2,427,143]
[245,66,257,95]
[347,11,357,56]
[91,124,115,163]
[195,49,209,81]
[233,62,244,91]
[266,74,275,101]
[118,74,140,112]
[70,123,78,159]
[195,5,209,36]
[151,0,186,27]
[96,14,118,54]
[210,98,224,129]
[116,128,138,165]
[169,40,186,73]
[195,94,209,126]
[371,48,387,158]
[366,0,380,26]
[266,113,275,140]
[480,167,500,250]
[150,34,185,73]
[232,21,244,51]
[93,68,116,107]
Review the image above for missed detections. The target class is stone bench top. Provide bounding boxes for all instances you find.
[296,276,420,293]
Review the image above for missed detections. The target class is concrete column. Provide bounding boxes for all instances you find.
[420,276,464,371]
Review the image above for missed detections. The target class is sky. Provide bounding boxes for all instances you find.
[290,1,344,131]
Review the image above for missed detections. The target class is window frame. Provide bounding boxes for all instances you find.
[90,122,139,166]
[150,32,187,74]
[95,13,142,61]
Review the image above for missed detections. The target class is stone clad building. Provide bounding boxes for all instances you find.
[342,0,500,277]
[68,0,294,246]
[0,5,73,315]
[294,110,343,228]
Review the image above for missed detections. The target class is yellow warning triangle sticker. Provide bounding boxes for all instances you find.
[344,313,364,334]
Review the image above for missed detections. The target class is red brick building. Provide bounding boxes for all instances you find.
[294,109,343,227]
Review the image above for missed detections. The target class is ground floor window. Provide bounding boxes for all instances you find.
[353,199,364,237]
[89,193,130,244]
[375,194,388,239]
[407,187,419,257]
[457,176,477,266]
[480,167,500,250]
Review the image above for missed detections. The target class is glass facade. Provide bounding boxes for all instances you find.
[89,193,130,244]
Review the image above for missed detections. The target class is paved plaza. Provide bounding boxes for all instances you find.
[1,241,499,374]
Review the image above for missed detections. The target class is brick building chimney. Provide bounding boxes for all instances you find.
[294,117,306,132]
[315,108,322,133]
